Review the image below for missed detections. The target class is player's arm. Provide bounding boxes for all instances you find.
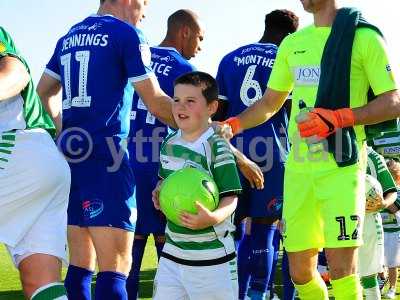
[352,90,400,126]
[230,144,264,189]
[0,55,29,101]
[180,195,238,230]
[133,77,177,128]
[152,179,163,210]
[37,73,62,134]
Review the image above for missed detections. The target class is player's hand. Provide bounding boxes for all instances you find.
[179,202,217,230]
[237,156,264,189]
[152,180,163,210]
[366,194,385,213]
[212,121,234,140]
[297,108,355,138]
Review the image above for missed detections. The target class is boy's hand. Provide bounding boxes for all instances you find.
[366,193,384,213]
[152,180,163,210]
[180,202,217,230]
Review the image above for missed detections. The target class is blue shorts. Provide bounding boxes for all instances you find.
[235,163,284,220]
[132,165,166,236]
[68,155,136,231]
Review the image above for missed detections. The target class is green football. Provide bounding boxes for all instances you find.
[159,167,219,226]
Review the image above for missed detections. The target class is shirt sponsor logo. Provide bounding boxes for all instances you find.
[294,50,306,54]
[294,66,320,86]
[139,44,152,67]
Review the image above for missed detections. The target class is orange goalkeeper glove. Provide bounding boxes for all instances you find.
[221,117,242,136]
[297,108,355,138]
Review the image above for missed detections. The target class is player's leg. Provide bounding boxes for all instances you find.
[237,218,251,300]
[321,165,365,300]
[90,227,134,300]
[0,129,70,300]
[266,228,281,299]
[247,218,277,300]
[383,232,400,299]
[234,179,251,300]
[357,213,384,300]
[283,168,328,299]
[281,249,295,300]
[183,258,238,300]
[65,226,96,300]
[386,268,398,299]
[247,166,282,300]
[126,234,148,300]
[18,255,65,300]
[153,257,188,300]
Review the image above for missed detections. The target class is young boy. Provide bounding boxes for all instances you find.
[152,71,242,300]
[381,159,400,299]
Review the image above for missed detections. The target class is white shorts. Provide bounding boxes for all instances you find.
[358,213,384,276]
[0,129,70,267]
[153,257,238,300]
[384,231,400,268]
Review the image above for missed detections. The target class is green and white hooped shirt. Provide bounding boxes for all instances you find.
[159,127,242,266]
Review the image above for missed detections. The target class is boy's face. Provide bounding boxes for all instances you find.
[173,84,216,135]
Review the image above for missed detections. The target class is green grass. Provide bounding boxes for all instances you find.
[0,240,157,300]
[2,240,400,299]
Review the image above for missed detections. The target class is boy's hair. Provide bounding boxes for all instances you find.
[265,9,299,35]
[174,71,218,104]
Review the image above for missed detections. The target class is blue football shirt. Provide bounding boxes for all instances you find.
[216,43,289,165]
[45,14,154,161]
[128,46,195,170]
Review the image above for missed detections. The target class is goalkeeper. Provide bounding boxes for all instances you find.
[221,1,400,299]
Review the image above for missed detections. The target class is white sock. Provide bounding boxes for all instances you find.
[364,285,381,300]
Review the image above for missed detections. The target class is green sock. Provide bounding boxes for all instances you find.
[30,282,68,300]
[294,275,329,300]
[331,274,362,300]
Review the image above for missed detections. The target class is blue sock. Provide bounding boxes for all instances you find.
[64,264,93,300]
[267,229,280,297]
[237,233,251,300]
[126,238,147,300]
[248,223,276,299]
[154,240,164,260]
[282,250,295,300]
[95,272,128,300]
[235,221,245,251]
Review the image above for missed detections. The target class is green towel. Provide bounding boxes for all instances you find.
[315,7,382,167]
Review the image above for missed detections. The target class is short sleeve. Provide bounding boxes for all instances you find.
[209,136,242,197]
[216,57,228,101]
[0,27,18,58]
[121,26,154,83]
[361,29,398,95]
[375,154,397,194]
[267,37,294,92]
[44,39,62,81]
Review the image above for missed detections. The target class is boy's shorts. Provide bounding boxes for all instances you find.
[153,257,238,300]
[0,129,70,266]
[384,231,400,268]
[358,213,384,276]
[282,164,365,252]
[132,167,166,236]
[68,155,136,231]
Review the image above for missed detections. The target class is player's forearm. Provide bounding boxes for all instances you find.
[37,74,63,134]
[353,90,400,125]
[211,195,237,225]
[0,56,29,101]
[148,94,177,128]
[237,88,289,131]
[382,191,398,209]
